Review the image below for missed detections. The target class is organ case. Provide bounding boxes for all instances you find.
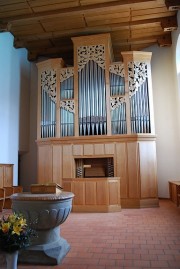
[36,33,158,210]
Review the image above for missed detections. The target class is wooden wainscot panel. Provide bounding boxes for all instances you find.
[94,144,105,155]
[62,177,121,212]
[139,141,158,200]
[108,179,120,205]
[127,142,140,199]
[96,180,108,205]
[38,145,52,183]
[115,143,128,199]
[62,145,73,178]
[84,144,94,155]
[85,181,96,205]
[52,145,63,186]
[62,181,72,193]
[104,143,115,155]
[72,180,85,205]
[73,144,84,156]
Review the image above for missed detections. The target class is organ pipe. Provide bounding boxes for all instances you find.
[41,90,56,138]
[78,60,107,136]
[60,75,74,137]
[130,78,151,133]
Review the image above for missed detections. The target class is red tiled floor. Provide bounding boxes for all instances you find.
[0,199,180,269]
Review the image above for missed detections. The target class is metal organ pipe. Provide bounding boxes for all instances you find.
[60,76,74,137]
[78,60,107,136]
[109,71,126,134]
[130,78,150,133]
[41,88,56,138]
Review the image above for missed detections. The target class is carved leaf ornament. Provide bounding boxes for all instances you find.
[110,96,126,111]
[60,100,75,113]
[109,63,125,77]
[77,44,105,71]
[128,62,148,97]
[109,63,125,110]
[60,67,74,82]
[41,69,57,103]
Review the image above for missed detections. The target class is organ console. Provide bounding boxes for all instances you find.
[36,33,158,211]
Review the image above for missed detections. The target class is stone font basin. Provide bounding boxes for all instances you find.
[11,191,74,265]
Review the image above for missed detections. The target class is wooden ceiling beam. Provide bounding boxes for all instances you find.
[165,0,180,11]
[26,32,171,61]
[13,16,176,46]
[0,0,158,23]
[112,33,171,45]
[161,16,177,31]
[158,34,172,46]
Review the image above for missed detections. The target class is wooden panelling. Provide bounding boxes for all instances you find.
[73,144,83,156]
[127,142,140,198]
[116,143,128,198]
[94,144,105,155]
[85,181,96,205]
[96,180,108,205]
[104,143,115,155]
[73,181,85,205]
[37,135,158,209]
[139,141,158,198]
[63,177,121,212]
[84,144,94,155]
[62,145,73,178]
[38,145,52,183]
[109,181,119,205]
[62,182,72,192]
[52,145,62,185]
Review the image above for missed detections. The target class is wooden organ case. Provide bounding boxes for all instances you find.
[36,33,158,212]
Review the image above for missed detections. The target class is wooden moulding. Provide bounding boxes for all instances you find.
[30,183,63,194]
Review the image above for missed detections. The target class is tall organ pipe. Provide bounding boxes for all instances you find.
[109,71,126,134]
[78,60,106,136]
[60,76,74,137]
[130,78,150,133]
[41,88,56,138]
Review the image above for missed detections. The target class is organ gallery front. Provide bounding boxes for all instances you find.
[36,33,158,212]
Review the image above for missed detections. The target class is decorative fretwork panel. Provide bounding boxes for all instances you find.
[128,62,148,97]
[41,69,57,103]
[77,45,105,71]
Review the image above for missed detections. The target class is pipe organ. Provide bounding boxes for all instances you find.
[36,34,158,211]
